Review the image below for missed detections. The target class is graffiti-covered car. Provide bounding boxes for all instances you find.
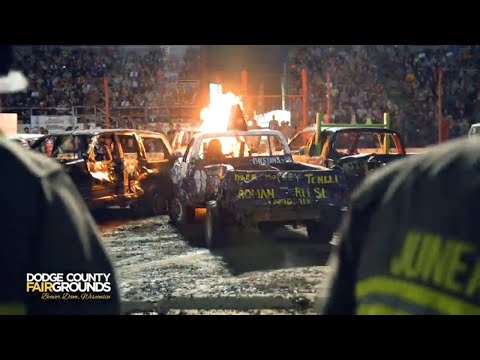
[31,129,175,214]
[169,129,345,248]
[316,127,407,193]
[289,116,411,201]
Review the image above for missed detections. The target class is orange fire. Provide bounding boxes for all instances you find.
[199,84,244,132]
[199,84,245,154]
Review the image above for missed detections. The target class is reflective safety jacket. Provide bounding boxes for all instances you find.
[321,138,480,315]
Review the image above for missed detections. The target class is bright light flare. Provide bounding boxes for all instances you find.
[199,84,245,154]
[200,84,244,132]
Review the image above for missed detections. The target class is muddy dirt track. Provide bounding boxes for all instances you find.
[94,208,335,314]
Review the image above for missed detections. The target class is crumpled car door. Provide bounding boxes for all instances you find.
[86,141,117,201]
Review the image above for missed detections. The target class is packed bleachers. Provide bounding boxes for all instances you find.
[6,45,480,146]
[287,45,480,146]
[3,46,201,125]
[371,45,480,145]
[288,45,394,126]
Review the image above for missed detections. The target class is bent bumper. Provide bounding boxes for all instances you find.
[231,203,342,226]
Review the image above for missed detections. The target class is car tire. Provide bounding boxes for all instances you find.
[306,221,334,244]
[147,190,168,216]
[134,189,168,217]
[169,195,195,225]
[205,201,223,249]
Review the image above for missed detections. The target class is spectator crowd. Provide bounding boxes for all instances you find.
[288,45,480,146]
[288,45,393,126]
[5,45,480,147]
[377,45,480,144]
[3,46,201,124]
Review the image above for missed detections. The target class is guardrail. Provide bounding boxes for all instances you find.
[2,104,200,126]
[121,295,314,314]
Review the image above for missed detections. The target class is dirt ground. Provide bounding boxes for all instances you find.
[95,209,335,315]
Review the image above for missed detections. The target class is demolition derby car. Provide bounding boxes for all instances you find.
[169,129,345,248]
[289,116,410,199]
[31,129,176,214]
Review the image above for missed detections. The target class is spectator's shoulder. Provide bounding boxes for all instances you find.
[0,137,63,181]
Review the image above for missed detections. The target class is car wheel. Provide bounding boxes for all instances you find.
[205,201,223,249]
[169,196,195,225]
[150,191,168,215]
[137,190,168,216]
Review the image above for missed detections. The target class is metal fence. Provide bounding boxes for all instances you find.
[2,105,199,126]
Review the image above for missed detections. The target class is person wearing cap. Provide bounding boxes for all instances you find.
[0,45,120,315]
[319,137,480,315]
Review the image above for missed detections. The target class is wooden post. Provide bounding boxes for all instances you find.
[326,72,331,124]
[103,75,110,129]
[259,80,265,115]
[282,63,286,111]
[314,112,323,156]
[241,68,248,116]
[200,45,210,117]
[437,67,444,143]
[301,68,308,129]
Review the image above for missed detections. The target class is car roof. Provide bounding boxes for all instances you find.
[8,133,44,140]
[298,126,398,133]
[31,129,173,151]
[302,126,315,133]
[35,128,170,138]
[321,127,399,134]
